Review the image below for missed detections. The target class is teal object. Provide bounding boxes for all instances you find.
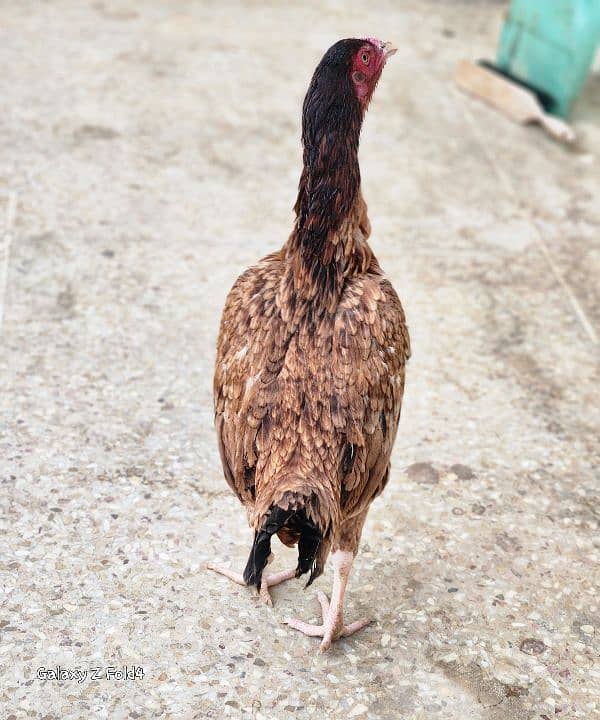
[496,0,600,118]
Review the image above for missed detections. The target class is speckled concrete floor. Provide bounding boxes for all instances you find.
[1,1,599,718]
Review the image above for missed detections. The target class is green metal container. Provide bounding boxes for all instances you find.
[496,0,600,117]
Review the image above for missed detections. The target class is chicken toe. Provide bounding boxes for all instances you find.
[207,561,296,606]
[259,567,297,606]
[284,590,370,651]
[283,551,370,652]
[206,562,245,586]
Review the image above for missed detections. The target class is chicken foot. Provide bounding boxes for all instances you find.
[207,553,296,607]
[284,550,370,652]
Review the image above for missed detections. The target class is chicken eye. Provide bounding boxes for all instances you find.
[361,51,370,65]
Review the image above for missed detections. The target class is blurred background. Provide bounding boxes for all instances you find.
[1,2,598,719]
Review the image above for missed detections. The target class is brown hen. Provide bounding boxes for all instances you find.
[208,37,410,652]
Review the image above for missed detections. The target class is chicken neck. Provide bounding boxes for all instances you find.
[280,77,373,320]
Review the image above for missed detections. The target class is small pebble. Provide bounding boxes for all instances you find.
[519,638,547,655]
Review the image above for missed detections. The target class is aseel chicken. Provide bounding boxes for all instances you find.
[208,37,410,652]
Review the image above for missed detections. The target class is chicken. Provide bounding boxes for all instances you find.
[208,37,410,652]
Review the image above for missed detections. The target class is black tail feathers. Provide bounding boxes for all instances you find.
[243,505,323,589]
[242,506,288,587]
[296,517,323,586]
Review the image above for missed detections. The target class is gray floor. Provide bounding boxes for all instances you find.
[1,1,598,718]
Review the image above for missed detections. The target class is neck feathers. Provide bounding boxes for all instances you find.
[282,67,370,317]
[295,63,363,245]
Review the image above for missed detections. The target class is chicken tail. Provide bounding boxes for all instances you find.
[243,500,325,589]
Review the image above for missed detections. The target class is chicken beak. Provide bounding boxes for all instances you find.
[381,41,397,60]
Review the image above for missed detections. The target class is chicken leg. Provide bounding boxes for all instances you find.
[207,553,296,606]
[284,550,370,652]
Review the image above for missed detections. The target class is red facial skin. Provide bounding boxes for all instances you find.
[350,39,389,106]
